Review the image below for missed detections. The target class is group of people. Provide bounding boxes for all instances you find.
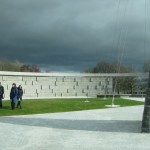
[0,82,23,110]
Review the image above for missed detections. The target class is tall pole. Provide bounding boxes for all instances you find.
[141,71,150,132]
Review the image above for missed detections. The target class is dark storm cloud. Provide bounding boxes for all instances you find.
[0,0,149,72]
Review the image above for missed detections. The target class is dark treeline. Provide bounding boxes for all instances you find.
[0,60,40,72]
[84,60,150,73]
[84,61,134,73]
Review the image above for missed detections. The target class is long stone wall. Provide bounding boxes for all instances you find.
[0,71,148,100]
[0,71,114,99]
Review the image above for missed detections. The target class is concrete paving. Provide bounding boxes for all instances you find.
[0,105,150,150]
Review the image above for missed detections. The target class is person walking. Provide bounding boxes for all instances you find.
[0,82,4,109]
[10,83,18,110]
[17,85,23,109]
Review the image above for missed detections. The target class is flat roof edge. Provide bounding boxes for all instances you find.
[0,71,148,77]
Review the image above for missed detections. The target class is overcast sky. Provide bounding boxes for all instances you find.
[0,0,150,72]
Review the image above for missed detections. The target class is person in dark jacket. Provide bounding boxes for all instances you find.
[0,82,4,109]
[10,83,18,110]
[17,85,23,109]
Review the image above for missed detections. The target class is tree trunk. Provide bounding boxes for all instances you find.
[141,72,150,133]
[130,86,133,94]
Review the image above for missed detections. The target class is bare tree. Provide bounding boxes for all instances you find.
[20,64,40,72]
[0,60,22,72]
[143,60,150,72]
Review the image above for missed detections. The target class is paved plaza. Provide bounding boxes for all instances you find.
[0,104,150,150]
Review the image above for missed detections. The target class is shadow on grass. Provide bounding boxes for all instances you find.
[0,116,142,133]
[1,106,11,109]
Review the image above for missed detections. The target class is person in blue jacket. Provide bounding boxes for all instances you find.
[10,83,18,110]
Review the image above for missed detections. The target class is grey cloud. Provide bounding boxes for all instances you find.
[0,0,149,72]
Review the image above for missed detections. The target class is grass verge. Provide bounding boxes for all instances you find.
[0,98,144,116]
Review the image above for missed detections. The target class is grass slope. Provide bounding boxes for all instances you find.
[0,98,144,116]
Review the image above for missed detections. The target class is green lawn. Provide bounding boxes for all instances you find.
[0,98,144,116]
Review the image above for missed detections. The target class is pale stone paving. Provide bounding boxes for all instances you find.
[0,105,150,150]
